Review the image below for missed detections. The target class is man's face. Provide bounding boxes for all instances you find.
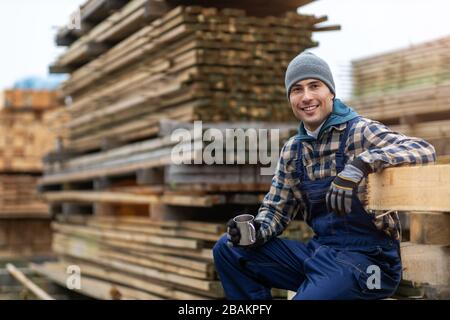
[289,79,334,131]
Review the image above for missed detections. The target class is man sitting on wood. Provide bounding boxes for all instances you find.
[213,52,436,300]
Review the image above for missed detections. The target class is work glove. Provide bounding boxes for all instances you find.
[226,218,264,249]
[326,158,372,216]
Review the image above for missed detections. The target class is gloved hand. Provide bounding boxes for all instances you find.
[326,158,371,215]
[226,218,264,249]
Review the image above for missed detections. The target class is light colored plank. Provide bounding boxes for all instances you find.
[367,165,450,212]
[401,242,449,286]
[410,212,450,245]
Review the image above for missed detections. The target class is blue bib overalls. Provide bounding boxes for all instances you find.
[213,117,402,300]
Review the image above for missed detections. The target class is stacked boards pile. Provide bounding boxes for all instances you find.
[0,90,59,257]
[33,214,313,299]
[349,36,450,155]
[349,37,450,299]
[366,165,450,299]
[36,0,337,299]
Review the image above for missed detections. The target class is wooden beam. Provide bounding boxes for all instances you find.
[410,212,450,245]
[367,164,450,212]
[30,262,162,300]
[401,242,449,287]
[6,263,54,300]
[42,191,225,207]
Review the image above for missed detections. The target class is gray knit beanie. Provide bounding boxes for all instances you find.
[285,51,335,100]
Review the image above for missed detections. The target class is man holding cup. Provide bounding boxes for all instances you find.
[213,52,436,300]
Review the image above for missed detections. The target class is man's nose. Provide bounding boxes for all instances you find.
[302,89,313,103]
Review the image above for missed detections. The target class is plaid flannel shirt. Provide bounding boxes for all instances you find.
[255,116,436,242]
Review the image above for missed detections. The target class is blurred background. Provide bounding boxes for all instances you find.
[0,0,449,300]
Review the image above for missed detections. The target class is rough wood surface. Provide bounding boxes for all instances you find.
[367,165,450,212]
[401,242,449,287]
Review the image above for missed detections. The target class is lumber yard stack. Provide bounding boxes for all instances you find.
[0,89,59,258]
[349,40,450,299]
[366,165,450,300]
[33,0,336,299]
[349,36,450,155]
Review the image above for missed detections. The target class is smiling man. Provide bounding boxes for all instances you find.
[213,51,437,300]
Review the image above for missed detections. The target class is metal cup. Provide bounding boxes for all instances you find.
[233,214,256,246]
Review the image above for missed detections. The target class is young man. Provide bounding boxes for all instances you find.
[213,52,436,300]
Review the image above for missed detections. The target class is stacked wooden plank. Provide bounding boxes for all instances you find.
[0,90,60,257]
[31,214,312,299]
[366,165,450,299]
[352,36,450,98]
[55,0,318,49]
[36,0,335,299]
[50,2,336,154]
[0,175,47,218]
[0,112,54,173]
[349,36,450,155]
[0,220,52,258]
[0,90,58,111]
[351,40,450,299]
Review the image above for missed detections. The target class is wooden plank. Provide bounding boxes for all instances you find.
[54,232,213,261]
[401,242,449,287]
[58,258,211,299]
[409,212,450,245]
[42,191,226,207]
[43,191,160,204]
[100,249,213,279]
[52,221,205,249]
[367,165,450,212]
[6,263,54,300]
[86,220,222,242]
[31,261,163,300]
[57,213,225,235]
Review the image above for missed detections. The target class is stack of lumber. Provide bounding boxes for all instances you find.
[31,214,312,299]
[0,175,47,218]
[0,90,58,111]
[0,219,52,258]
[0,112,55,173]
[36,0,336,299]
[55,0,321,49]
[0,89,59,257]
[349,36,450,155]
[0,260,82,300]
[366,164,450,299]
[50,1,337,154]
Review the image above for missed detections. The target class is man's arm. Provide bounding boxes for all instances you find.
[353,119,436,173]
[327,118,436,216]
[254,137,304,243]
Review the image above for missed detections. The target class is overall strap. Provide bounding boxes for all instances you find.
[296,116,361,181]
[335,116,361,173]
[295,136,308,182]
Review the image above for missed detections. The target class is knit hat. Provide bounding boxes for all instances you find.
[285,51,335,100]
